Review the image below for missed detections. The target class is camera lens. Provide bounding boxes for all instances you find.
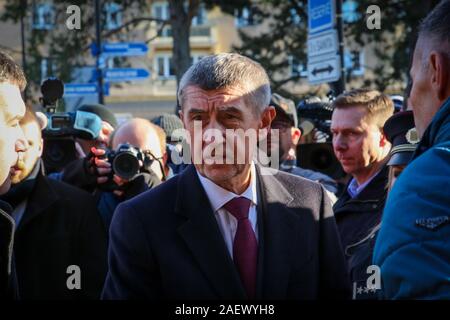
[113,152,140,180]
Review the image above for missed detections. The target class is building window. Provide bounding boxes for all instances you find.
[289,8,301,25]
[40,57,57,81]
[234,7,259,27]
[289,56,307,78]
[344,50,364,76]
[155,55,175,78]
[152,2,172,37]
[32,2,55,30]
[192,4,207,26]
[105,2,122,30]
[342,0,360,23]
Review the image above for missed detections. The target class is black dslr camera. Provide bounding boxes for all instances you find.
[106,143,147,181]
[98,143,163,192]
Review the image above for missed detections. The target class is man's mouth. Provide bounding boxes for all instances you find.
[10,165,22,176]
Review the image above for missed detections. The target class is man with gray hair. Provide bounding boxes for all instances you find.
[103,53,350,299]
[373,0,450,299]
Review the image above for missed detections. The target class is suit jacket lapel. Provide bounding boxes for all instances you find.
[255,165,299,298]
[175,165,246,299]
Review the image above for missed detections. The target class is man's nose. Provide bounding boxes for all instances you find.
[203,120,225,139]
[15,128,28,152]
[333,135,347,152]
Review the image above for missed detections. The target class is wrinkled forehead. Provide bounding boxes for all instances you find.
[181,85,248,109]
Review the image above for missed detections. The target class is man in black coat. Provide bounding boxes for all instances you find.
[0,50,28,299]
[1,109,108,299]
[102,53,351,300]
[330,89,393,298]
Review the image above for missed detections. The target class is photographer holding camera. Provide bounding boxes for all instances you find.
[90,118,166,230]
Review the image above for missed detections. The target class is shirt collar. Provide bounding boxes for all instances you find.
[196,163,258,212]
[347,170,380,198]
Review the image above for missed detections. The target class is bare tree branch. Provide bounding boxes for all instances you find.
[145,20,169,44]
[102,16,169,39]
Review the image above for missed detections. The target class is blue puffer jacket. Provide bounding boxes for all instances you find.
[373,97,450,299]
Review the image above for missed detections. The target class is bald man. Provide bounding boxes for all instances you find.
[111,118,166,182]
[93,118,166,230]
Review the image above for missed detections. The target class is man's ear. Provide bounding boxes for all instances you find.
[162,151,168,166]
[260,106,276,129]
[38,138,44,157]
[429,51,450,101]
[379,130,389,148]
[291,127,302,145]
[179,110,185,126]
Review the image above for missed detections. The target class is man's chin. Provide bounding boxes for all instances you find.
[197,163,238,183]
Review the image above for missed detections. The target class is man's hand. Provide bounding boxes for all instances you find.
[89,147,112,185]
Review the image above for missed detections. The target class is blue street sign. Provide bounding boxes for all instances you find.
[64,83,109,96]
[103,68,150,82]
[91,42,148,57]
[308,0,336,34]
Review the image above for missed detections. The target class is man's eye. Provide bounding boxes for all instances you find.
[191,115,203,121]
[223,114,238,121]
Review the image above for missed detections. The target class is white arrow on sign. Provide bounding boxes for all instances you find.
[308,55,341,85]
[308,29,338,59]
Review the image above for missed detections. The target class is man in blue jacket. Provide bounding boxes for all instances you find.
[373,0,450,299]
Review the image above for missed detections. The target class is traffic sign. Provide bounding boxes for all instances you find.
[308,29,338,59]
[64,83,109,96]
[103,68,150,82]
[64,83,98,96]
[308,0,336,34]
[91,42,148,57]
[307,55,341,85]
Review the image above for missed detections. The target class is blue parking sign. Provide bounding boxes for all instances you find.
[308,0,336,34]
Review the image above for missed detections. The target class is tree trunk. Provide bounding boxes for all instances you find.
[169,0,199,112]
[169,0,194,85]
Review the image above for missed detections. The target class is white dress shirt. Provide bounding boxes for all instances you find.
[196,163,258,258]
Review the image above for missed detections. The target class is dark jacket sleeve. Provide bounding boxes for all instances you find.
[61,158,97,193]
[318,186,352,299]
[101,200,161,299]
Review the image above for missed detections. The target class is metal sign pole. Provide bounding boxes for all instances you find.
[95,0,104,104]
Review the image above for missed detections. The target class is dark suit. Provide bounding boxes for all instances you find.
[13,173,108,299]
[102,164,351,299]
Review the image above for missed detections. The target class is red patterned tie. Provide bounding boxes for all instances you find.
[223,197,257,299]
